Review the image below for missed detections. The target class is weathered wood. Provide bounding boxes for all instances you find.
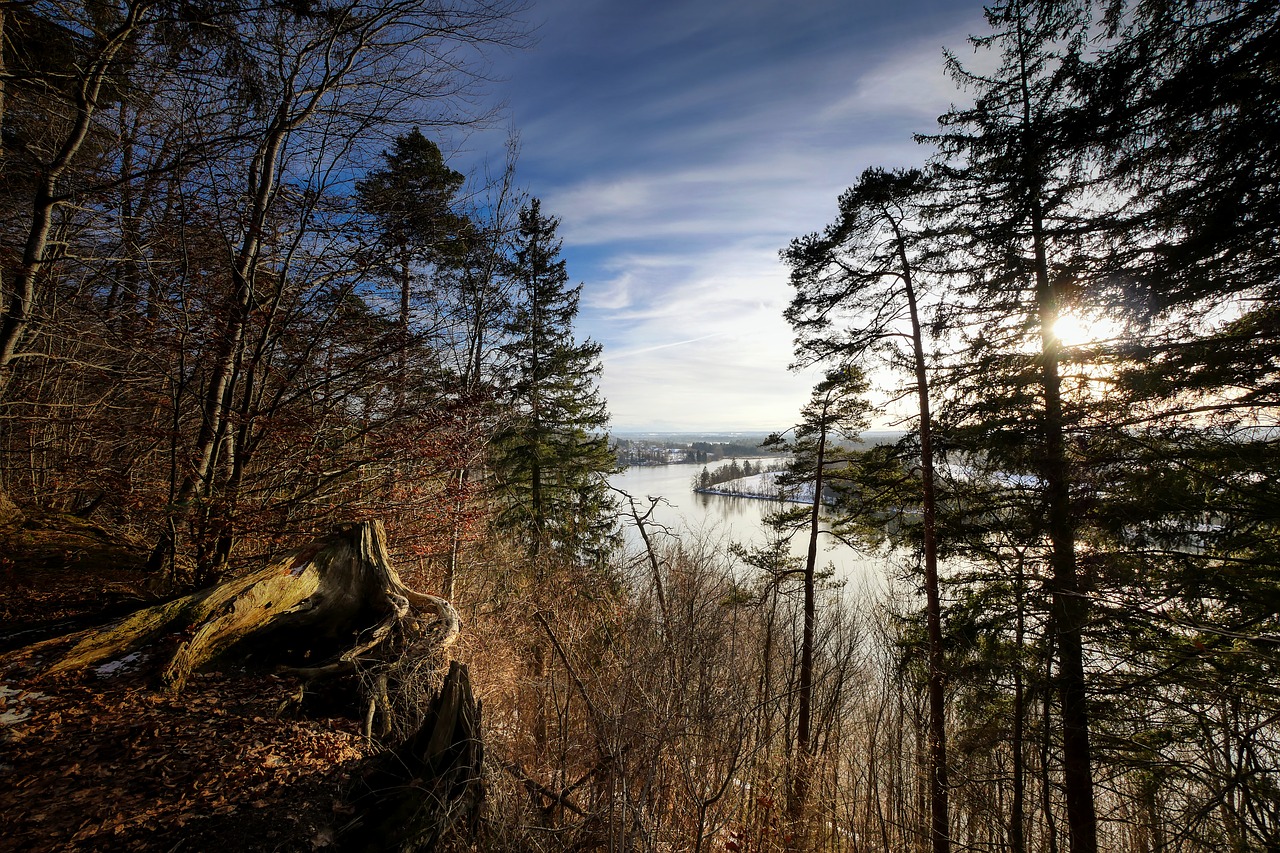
[9,521,459,693]
[6,520,486,851]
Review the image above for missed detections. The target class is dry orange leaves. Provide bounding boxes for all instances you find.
[0,667,370,852]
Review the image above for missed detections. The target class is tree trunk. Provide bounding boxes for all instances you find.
[342,659,485,852]
[1010,553,1028,853]
[788,413,826,840]
[1032,196,1097,853]
[892,217,950,853]
[0,5,150,395]
[1013,6,1097,846]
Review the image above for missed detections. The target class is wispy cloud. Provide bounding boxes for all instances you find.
[603,331,734,362]
[470,0,989,429]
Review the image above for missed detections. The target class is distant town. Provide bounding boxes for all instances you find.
[611,434,781,467]
[611,430,905,467]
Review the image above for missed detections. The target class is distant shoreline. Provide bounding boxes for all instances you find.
[693,470,818,505]
[693,486,811,505]
[614,429,905,444]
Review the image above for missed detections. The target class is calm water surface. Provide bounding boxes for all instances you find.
[609,460,890,589]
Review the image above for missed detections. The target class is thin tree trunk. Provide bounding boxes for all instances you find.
[444,467,469,599]
[147,87,301,575]
[0,5,6,168]
[788,417,826,837]
[0,4,150,394]
[1011,552,1028,853]
[1041,621,1061,853]
[892,218,950,853]
[397,245,411,401]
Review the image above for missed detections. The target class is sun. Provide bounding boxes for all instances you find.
[1052,310,1120,348]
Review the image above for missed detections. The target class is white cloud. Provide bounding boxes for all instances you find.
[583,279,631,312]
[578,238,814,430]
[469,0,994,430]
[818,29,984,124]
[603,331,735,361]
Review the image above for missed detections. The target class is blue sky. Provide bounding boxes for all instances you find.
[465,0,990,432]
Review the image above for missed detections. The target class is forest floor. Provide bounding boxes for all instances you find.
[0,509,375,852]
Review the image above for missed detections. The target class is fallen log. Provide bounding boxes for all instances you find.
[7,520,459,698]
[5,519,488,851]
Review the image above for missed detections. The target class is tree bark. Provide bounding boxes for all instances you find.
[10,520,484,851]
[342,659,485,852]
[1032,193,1097,853]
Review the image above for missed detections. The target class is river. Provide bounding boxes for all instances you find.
[609,460,892,590]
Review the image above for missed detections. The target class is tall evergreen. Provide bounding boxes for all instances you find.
[925,1,1103,849]
[905,1,1280,845]
[1074,3,1280,843]
[355,128,473,375]
[491,199,616,561]
[763,367,870,831]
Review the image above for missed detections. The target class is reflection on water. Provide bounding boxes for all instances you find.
[610,460,890,589]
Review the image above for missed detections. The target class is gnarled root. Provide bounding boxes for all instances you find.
[341,660,484,851]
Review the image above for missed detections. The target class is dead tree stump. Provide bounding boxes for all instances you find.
[5,520,493,851]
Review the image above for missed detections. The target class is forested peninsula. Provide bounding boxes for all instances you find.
[2,2,1279,852]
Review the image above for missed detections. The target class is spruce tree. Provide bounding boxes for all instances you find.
[925,2,1103,848]
[1074,3,1280,842]
[762,366,870,830]
[355,128,472,383]
[491,199,617,561]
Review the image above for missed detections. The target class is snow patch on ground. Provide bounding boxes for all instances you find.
[94,650,147,678]
[0,684,50,726]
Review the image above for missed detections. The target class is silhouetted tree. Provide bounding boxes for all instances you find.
[925,1,1102,848]
[784,166,953,853]
[764,366,869,836]
[355,128,472,374]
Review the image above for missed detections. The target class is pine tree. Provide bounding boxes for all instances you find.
[1072,3,1280,842]
[355,128,473,384]
[784,166,952,853]
[918,2,1280,845]
[490,199,617,561]
[763,366,870,831]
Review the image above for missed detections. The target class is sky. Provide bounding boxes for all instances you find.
[465,0,991,433]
